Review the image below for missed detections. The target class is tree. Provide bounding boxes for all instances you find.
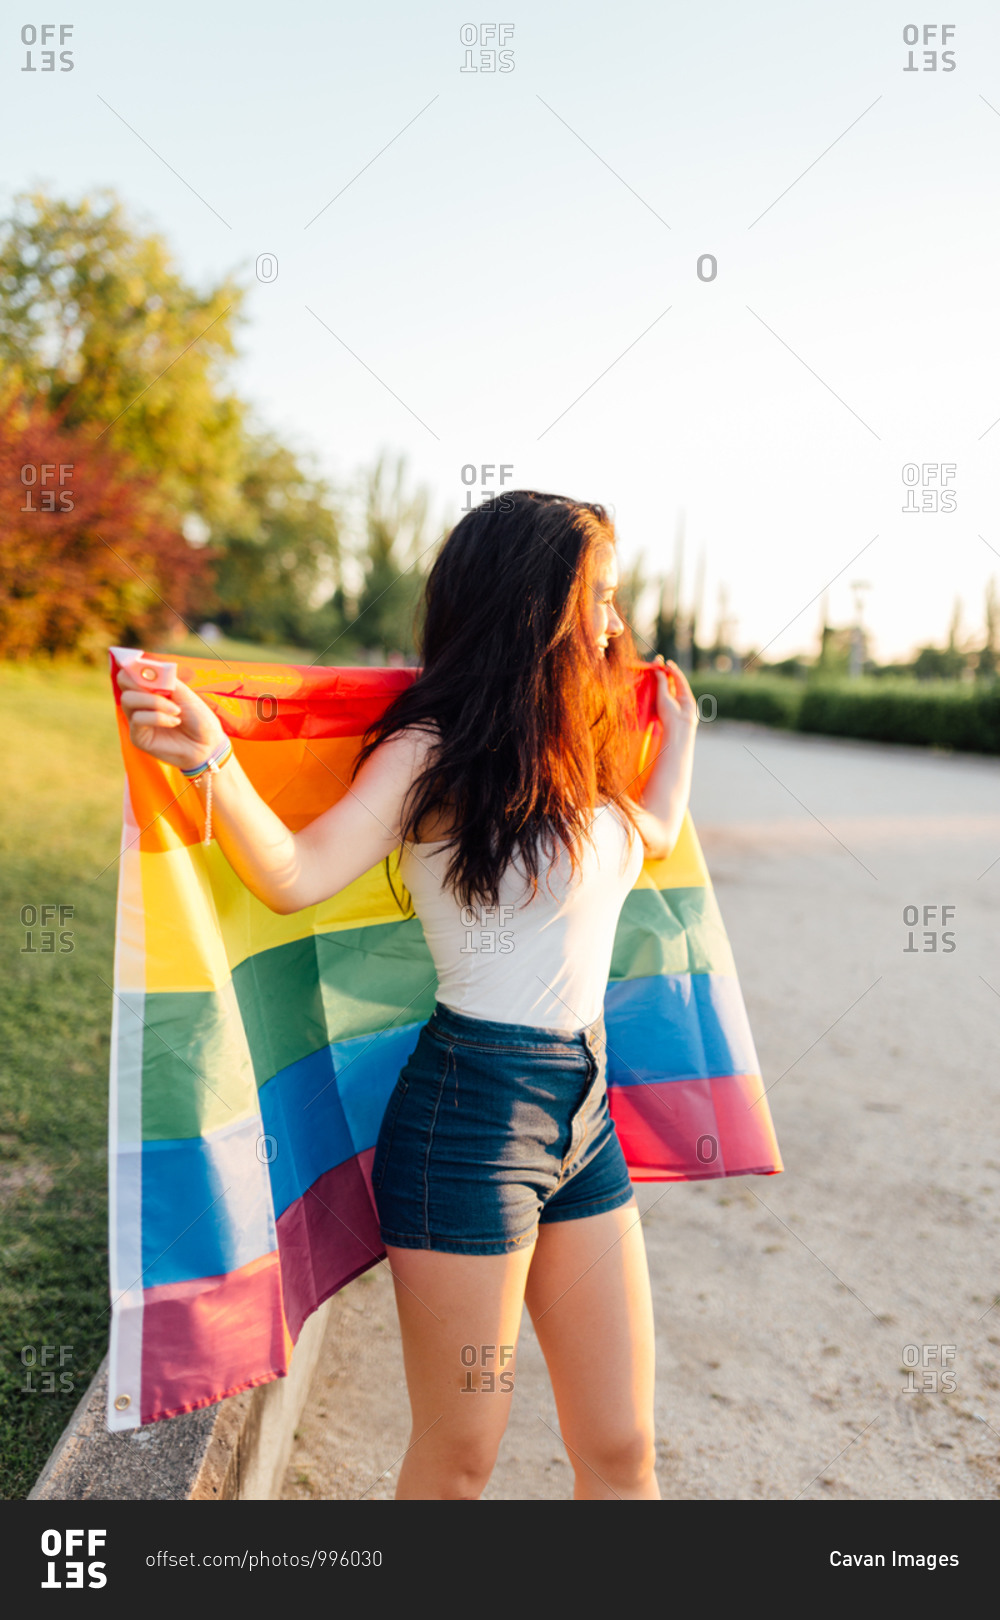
[349,453,441,658]
[815,624,853,677]
[977,579,998,682]
[652,580,680,664]
[0,397,207,659]
[912,645,966,680]
[210,432,342,646]
[913,597,970,681]
[0,189,247,529]
[650,514,698,668]
[614,550,656,659]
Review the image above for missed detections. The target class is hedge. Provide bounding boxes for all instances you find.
[687,675,1000,755]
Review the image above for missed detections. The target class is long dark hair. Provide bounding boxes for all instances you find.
[352,489,642,909]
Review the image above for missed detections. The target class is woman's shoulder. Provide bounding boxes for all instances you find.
[370,722,453,842]
[354,721,440,800]
[374,719,442,765]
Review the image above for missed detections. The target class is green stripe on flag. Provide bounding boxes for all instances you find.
[233,918,438,1084]
[138,889,734,1140]
[140,979,258,1141]
[610,886,736,980]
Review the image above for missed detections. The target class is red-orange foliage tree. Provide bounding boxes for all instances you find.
[0,398,211,659]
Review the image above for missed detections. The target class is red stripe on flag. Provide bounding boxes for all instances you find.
[609,1074,783,1182]
[139,1251,290,1424]
[275,1148,383,1340]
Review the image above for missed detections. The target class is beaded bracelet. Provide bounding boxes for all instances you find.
[180,738,233,845]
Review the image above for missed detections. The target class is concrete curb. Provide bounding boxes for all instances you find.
[29,1300,332,1501]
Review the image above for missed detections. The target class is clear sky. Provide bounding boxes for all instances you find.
[5,1,999,661]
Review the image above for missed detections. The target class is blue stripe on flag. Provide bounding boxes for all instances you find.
[259,1021,422,1220]
[604,972,758,1085]
[140,1114,276,1287]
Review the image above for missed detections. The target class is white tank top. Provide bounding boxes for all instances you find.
[398,804,644,1033]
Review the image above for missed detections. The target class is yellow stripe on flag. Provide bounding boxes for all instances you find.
[138,843,411,992]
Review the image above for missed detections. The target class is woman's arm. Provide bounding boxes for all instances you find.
[627,658,698,860]
[117,667,434,913]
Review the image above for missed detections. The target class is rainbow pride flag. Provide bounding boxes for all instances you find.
[106,652,782,1429]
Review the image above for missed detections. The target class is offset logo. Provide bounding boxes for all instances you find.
[901,462,957,513]
[41,1529,107,1589]
[459,23,515,72]
[902,23,957,71]
[460,463,515,513]
[20,23,74,71]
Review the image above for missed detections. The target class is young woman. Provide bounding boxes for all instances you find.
[118,490,698,1501]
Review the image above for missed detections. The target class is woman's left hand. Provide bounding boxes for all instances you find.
[651,656,698,735]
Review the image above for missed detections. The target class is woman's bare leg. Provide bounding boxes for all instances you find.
[524,1200,660,1500]
[385,1242,535,1500]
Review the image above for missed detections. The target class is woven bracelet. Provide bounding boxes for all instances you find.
[181,738,233,844]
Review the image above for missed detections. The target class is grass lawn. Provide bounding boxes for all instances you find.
[0,643,335,1497]
[155,631,369,666]
[0,660,128,1496]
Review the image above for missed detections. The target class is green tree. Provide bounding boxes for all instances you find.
[210,432,342,646]
[913,598,969,681]
[0,188,247,528]
[652,592,680,663]
[613,550,654,657]
[349,453,441,658]
[977,579,998,682]
[815,624,853,676]
[651,517,688,666]
[912,645,966,680]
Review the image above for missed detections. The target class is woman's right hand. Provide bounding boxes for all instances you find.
[117,665,226,773]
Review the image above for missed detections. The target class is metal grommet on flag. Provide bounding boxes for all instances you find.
[114,1394,131,1411]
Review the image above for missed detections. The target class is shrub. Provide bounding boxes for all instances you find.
[686,671,1000,755]
[797,680,1000,754]
[689,674,803,729]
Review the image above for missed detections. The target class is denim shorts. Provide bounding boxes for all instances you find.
[371,1001,636,1255]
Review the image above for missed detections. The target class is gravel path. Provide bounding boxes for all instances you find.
[282,721,1000,1500]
